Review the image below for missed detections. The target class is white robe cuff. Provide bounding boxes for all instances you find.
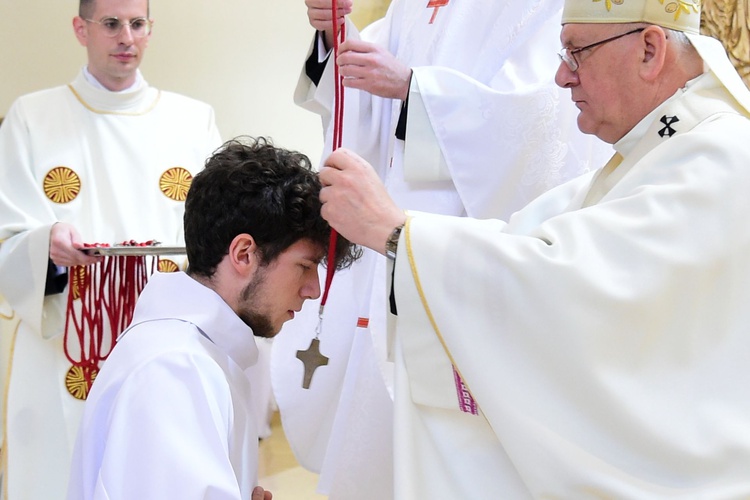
[0,224,53,336]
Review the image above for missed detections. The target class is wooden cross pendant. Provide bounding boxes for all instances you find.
[296,338,329,389]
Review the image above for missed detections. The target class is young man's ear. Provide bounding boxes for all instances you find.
[228,233,259,277]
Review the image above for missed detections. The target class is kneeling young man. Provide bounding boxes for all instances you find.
[67,137,358,500]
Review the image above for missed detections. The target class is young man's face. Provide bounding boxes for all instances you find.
[73,0,151,91]
[237,238,324,338]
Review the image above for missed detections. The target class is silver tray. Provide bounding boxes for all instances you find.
[82,245,186,256]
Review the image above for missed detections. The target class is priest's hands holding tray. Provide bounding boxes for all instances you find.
[320,148,406,255]
[49,222,102,267]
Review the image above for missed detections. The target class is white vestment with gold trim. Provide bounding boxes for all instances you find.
[0,69,221,500]
[393,72,750,497]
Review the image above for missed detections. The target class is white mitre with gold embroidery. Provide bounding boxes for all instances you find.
[562,0,701,31]
[561,0,750,113]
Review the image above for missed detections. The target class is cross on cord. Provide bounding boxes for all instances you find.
[427,0,450,24]
[296,338,329,389]
[295,0,342,391]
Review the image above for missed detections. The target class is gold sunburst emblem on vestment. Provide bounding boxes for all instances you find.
[65,365,98,400]
[159,167,192,201]
[43,167,81,204]
[70,266,88,300]
[158,259,179,273]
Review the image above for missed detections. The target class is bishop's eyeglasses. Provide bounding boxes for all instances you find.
[83,17,153,38]
[557,28,645,72]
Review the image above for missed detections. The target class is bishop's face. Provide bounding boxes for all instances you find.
[73,0,151,91]
[555,23,646,144]
[237,238,323,338]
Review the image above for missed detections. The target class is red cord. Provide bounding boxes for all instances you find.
[320,1,347,308]
[64,249,155,381]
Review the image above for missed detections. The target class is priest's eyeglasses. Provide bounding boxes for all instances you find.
[83,17,153,38]
[557,28,645,72]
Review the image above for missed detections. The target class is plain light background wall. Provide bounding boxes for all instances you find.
[0,1,329,163]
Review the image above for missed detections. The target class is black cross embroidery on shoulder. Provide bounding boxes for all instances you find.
[658,115,680,138]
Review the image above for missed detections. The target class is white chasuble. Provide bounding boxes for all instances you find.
[0,69,221,500]
[393,72,750,497]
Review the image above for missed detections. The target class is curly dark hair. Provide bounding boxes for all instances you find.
[184,136,359,278]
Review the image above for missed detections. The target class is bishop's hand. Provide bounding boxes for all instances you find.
[319,148,406,255]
